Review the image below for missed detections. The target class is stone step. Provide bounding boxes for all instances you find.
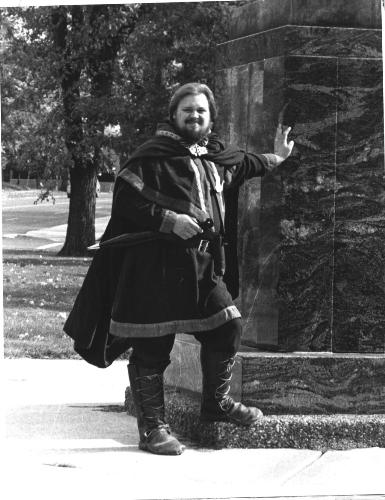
[165,339,385,414]
[125,387,385,451]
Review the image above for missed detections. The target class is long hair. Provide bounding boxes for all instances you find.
[169,82,218,123]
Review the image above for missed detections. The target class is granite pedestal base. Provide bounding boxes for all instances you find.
[125,387,385,451]
[164,337,385,415]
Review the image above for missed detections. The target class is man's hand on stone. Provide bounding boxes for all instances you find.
[273,124,294,165]
[173,214,203,240]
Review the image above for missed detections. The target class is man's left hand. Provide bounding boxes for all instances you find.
[274,124,294,164]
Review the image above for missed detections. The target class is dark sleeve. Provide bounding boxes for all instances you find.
[224,152,280,189]
[111,179,177,233]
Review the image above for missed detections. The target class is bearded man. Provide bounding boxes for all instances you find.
[65,82,293,456]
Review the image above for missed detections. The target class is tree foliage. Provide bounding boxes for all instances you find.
[1,2,232,255]
[1,8,70,184]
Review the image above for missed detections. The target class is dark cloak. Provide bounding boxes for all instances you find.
[64,132,265,368]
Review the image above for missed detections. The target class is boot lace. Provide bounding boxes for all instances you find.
[136,374,165,428]
[214,358,235,412]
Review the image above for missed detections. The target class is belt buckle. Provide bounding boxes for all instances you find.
[198,239,209,252]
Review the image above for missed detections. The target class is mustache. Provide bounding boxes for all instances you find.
[185,118,202,124]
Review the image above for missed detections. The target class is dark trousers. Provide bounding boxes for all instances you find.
[129,318,242,371]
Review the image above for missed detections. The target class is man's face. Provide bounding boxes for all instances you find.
[173,93,212,143]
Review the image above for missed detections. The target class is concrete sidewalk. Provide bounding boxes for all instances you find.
[3,358,385,500]
[25,216,110,242]
[3,216,110,251]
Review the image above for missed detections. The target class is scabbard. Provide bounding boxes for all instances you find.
[87,231,172,251]
[87,229,218,251]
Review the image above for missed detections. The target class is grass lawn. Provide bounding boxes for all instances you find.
[3,250,92,359]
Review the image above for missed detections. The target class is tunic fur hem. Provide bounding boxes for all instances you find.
[110,305,241,338]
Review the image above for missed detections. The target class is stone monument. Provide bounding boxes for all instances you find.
[165,0,385,415]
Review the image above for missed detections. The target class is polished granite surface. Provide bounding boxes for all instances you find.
[333,57,385,353]
[215,10,384,353]
[217,26,382,70]
[241,352,385,414]
[229,0,381,39]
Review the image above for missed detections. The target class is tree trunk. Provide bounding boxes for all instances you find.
[60,163,97,255]
[52,6,97,256]
[52,5,125,255]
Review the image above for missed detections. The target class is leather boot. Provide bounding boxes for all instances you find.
[200,350,263,425]
[128,363,184,455]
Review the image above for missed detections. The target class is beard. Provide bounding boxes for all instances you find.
[173,119,211,144]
